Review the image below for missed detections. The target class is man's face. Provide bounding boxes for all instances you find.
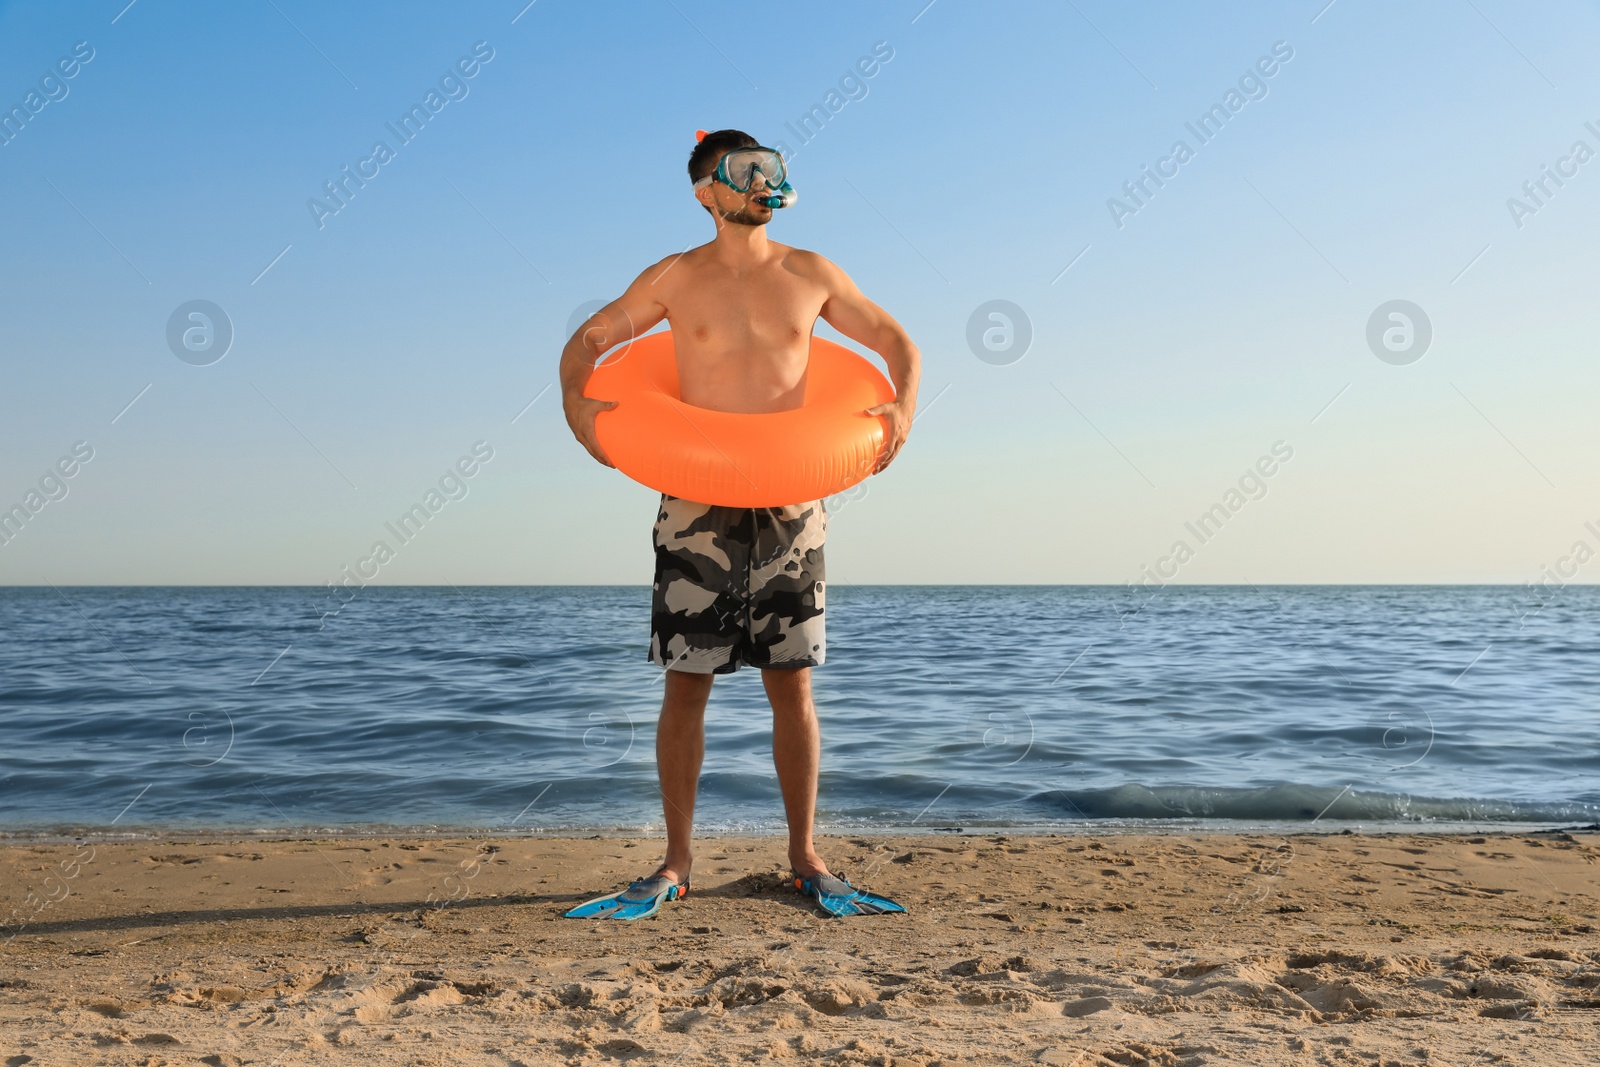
[700,150,773,228]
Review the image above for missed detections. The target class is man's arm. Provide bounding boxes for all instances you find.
[559,257,675,467]
[811,253,921,473]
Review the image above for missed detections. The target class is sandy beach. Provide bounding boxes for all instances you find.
[2,828,1597,1065]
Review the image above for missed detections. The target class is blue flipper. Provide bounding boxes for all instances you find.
[564,873,689,920]
[793,870,907,917]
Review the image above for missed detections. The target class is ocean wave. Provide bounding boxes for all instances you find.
[1037,782,1600,824]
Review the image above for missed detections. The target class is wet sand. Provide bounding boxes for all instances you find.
[2,828,1597,1065]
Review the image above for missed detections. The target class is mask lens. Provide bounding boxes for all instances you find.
[721,148,785,192]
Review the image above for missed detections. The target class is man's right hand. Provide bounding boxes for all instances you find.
[564,393,619,468]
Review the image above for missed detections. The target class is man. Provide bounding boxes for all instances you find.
[558,129,920,919]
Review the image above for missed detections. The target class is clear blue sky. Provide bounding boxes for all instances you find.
[2,0,1597,585]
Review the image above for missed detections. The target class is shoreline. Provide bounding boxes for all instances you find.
[4,828,1597,1064]
[3,819,1596,847]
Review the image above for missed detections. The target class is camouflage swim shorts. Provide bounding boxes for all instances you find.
[648,492,827,674]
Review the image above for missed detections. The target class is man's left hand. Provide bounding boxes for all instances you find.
[864,399,914,473]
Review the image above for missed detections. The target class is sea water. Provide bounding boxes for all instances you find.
[1,585,1596,838]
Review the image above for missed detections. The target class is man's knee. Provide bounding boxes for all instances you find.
[662,668,713,707]
[763,666,813,711]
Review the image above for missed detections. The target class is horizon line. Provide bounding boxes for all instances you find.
[0,581,1578,590]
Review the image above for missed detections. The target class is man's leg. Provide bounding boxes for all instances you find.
[657,668,713,884]
[763,666,832,877]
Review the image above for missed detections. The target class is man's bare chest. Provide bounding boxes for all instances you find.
[666,264,827,342]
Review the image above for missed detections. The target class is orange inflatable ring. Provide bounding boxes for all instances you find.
[583,330,895,507]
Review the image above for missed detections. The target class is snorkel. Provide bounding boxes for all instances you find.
[757,178,797,209]
[694,129,797,209]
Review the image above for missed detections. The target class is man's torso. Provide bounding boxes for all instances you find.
[653,242,828,414]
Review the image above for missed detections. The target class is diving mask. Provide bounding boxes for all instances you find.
[693,144,797,208]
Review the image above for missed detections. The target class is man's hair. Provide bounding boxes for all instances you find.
[688,128,759,202]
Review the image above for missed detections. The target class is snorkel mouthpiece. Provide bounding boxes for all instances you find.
[760,181,797,209]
